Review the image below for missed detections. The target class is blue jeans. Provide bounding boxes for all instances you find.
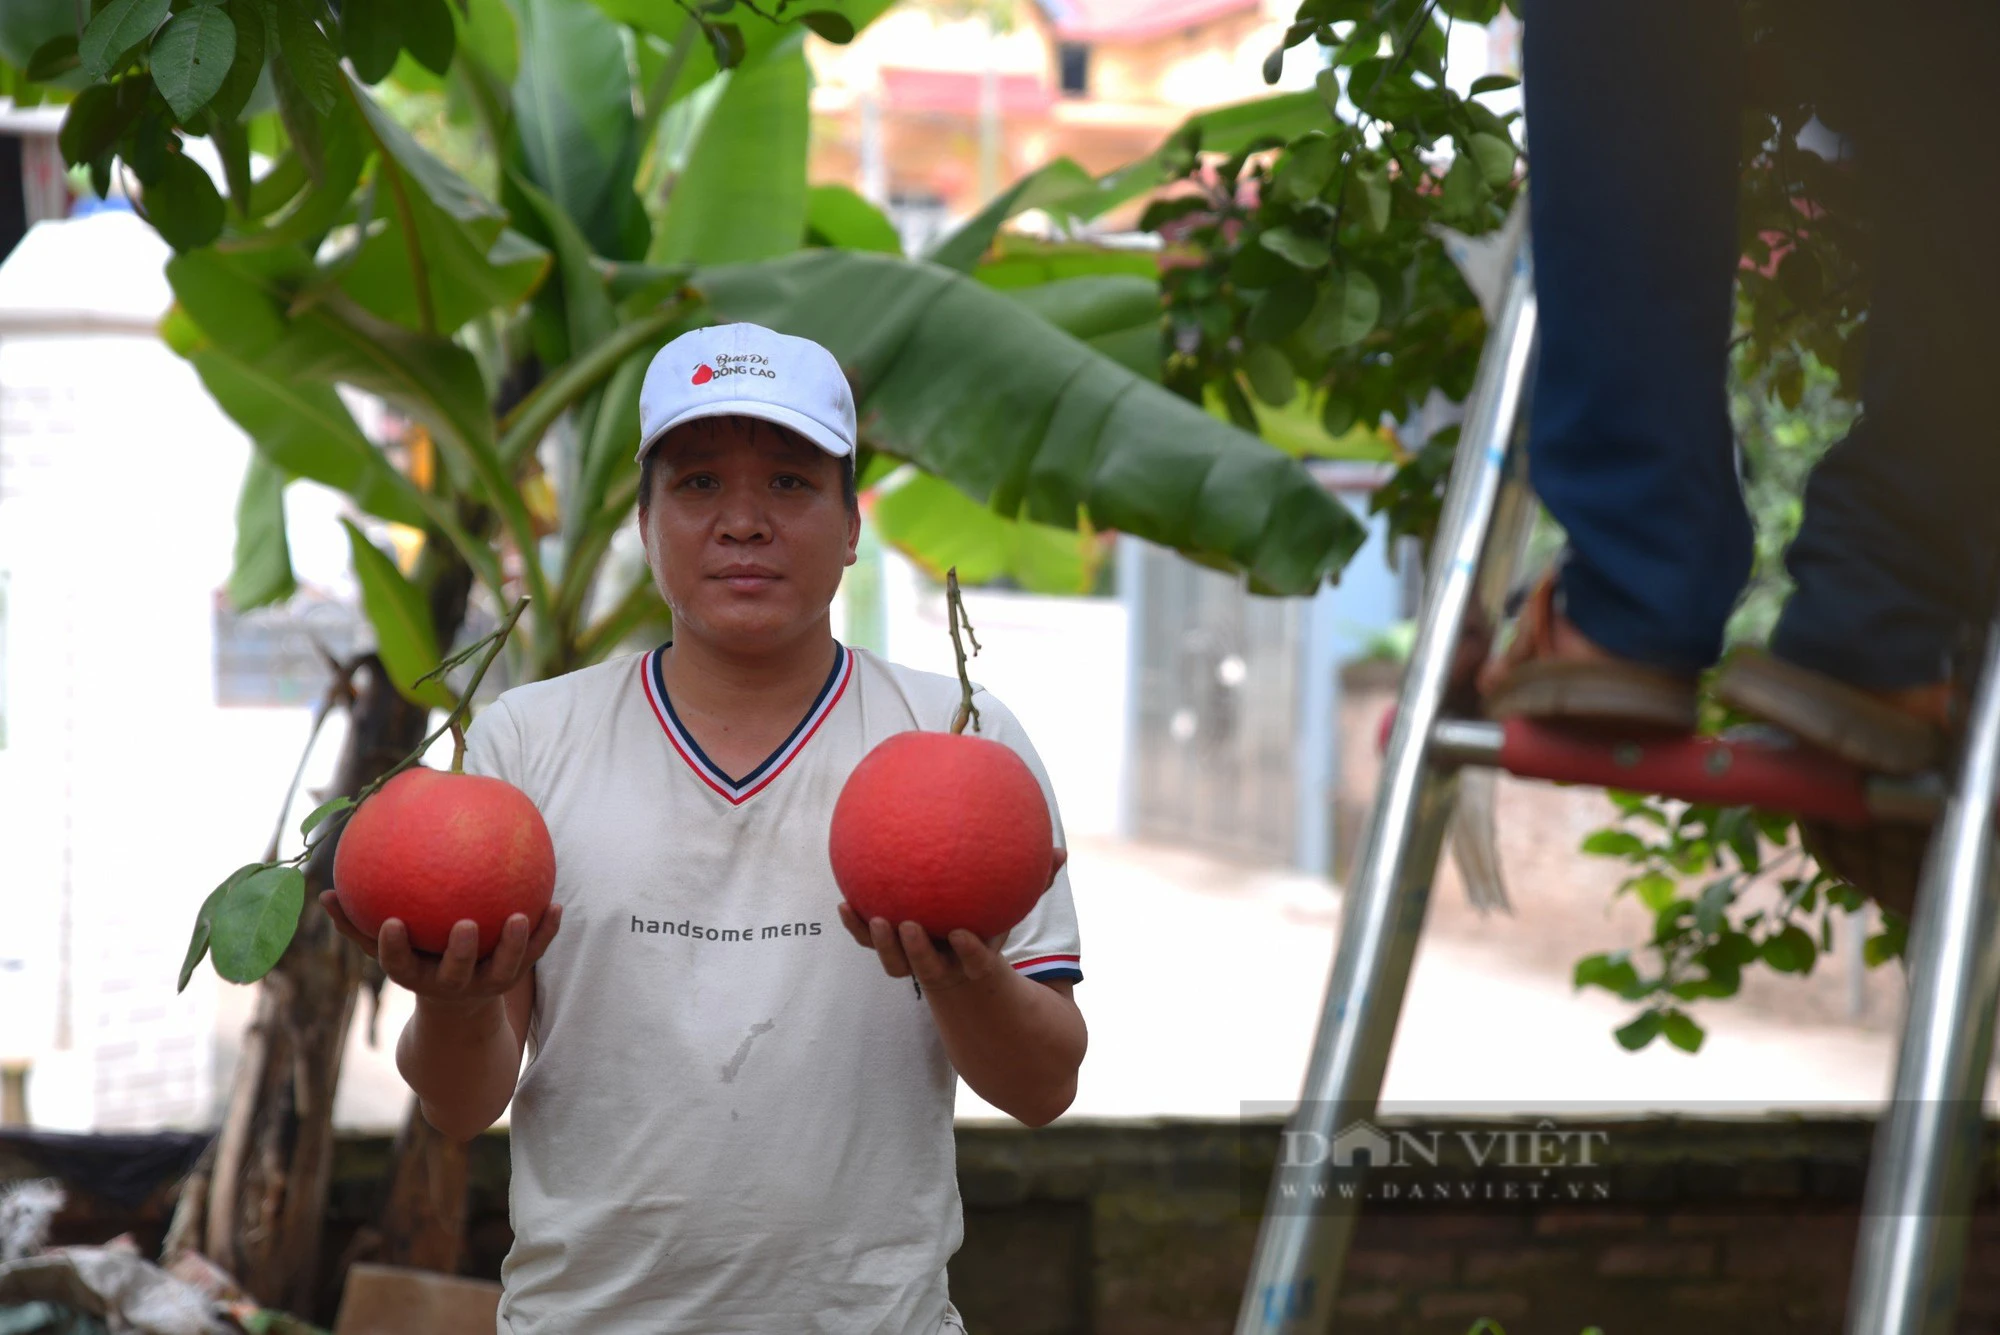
[1522,0,2000,689]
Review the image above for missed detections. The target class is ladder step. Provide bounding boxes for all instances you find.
[1380,711,1946,825]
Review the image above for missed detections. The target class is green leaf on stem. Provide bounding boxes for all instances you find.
[150,4,236,119]
[26,33,79,82]
[179,864,260,993]
[227,453,296,611]
[1465,132,1515,188]
[209,865,307,984]
[1660,1010,1705,1053]
[1760,923,1817,974]
[1469,73,1519,95]
[1344,166,1391,234]
[1241,344,1296,408]
[341,518,455,711]
[402,0,455,76]
[273,3,341,113]
[798,10,855,43]
[208,0,265,124]
[1582,829,1648,859]
[1614,1009,1663,1051]
[338,0,402,84]
[80,0,170,80]
[1259,225,1331,271]
[1302,269,1379,352]
[300,796,356,837]
[143,151,226,251]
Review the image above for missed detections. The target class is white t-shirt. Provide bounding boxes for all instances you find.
[462,642,1084,1335]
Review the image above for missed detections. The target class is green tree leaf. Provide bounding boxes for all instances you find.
[208,0,265,123]
[186,346,430,528]
[209,865,308,984]
[402,0,455,76]
[1466,132,1516,188]
[1582,829,1648,859]
[150,5,235,119]
[1469,74,1518,95]
[654,34,811,265]
[1260,225,1331,271]
[180,864,262,993]
[1302,269,1379,352]
[300,796,355,837]
[1761,923,1818,974]
[1274,131,1338,202]
[1573,952,1642,998]
[26,33,79,82]
[341,517,454,711]
[1242,344,1296,407]
[1344,165,1391,234]
[338,0,402,84]
[1440,152,1483,219]
[57,80,145,169]
[1614,1009,1663,1051]
[79,0,169,80]
[804,183,902,253]
[142,151,226,251]
[1660,1010,1705,1053]
[228,453,296,611]
[273,3,341,114]
[695,249,1367,594]
[798,10,855,43]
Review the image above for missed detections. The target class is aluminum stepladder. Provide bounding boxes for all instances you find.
[1233,205,2000,1335]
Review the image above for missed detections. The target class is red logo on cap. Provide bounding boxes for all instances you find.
[691,364,714,385]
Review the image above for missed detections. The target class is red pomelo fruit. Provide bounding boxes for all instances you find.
[829,730,1055,939]
[333,768,556,956]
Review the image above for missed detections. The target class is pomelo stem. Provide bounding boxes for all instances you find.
[302,594,531,859]
[945,568,982,736]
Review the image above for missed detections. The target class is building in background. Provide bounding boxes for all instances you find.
[809,0,1317,247]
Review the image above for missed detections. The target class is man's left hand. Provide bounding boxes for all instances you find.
[835,847,1068,994]
[836,904,1004,995]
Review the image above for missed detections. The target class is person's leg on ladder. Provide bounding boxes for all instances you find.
[1716,1,2000,777]
[1483,0,1749,729]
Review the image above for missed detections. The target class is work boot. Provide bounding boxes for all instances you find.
[1480,570,1700,732]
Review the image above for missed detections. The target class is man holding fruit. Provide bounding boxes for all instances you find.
[319,322,1086,1334]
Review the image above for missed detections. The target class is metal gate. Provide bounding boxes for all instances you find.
[1129,542,1308,866]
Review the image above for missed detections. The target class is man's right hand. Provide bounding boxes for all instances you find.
[319,890,562,1008]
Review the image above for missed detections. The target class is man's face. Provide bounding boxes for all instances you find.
[639,416,859,654]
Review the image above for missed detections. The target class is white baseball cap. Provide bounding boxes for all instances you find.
[635,322,857,463]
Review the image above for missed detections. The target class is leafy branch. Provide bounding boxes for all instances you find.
[177,595,531,994]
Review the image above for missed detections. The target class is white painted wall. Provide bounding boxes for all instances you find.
[876,546,1129,842]
[0,213,348,1131]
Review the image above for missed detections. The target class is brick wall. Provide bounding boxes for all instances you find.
[13,1116,2000,1333]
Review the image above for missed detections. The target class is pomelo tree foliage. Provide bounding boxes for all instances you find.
[1143,0,1879,1053]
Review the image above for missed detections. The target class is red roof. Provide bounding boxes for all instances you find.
[880,68,1056,117]
[1035,0,1262,43]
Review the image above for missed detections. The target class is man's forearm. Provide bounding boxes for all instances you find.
[396,997,523,1140]
[926,968,1085,1127]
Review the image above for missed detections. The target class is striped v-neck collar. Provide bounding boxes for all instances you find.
[640,642,853,805]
